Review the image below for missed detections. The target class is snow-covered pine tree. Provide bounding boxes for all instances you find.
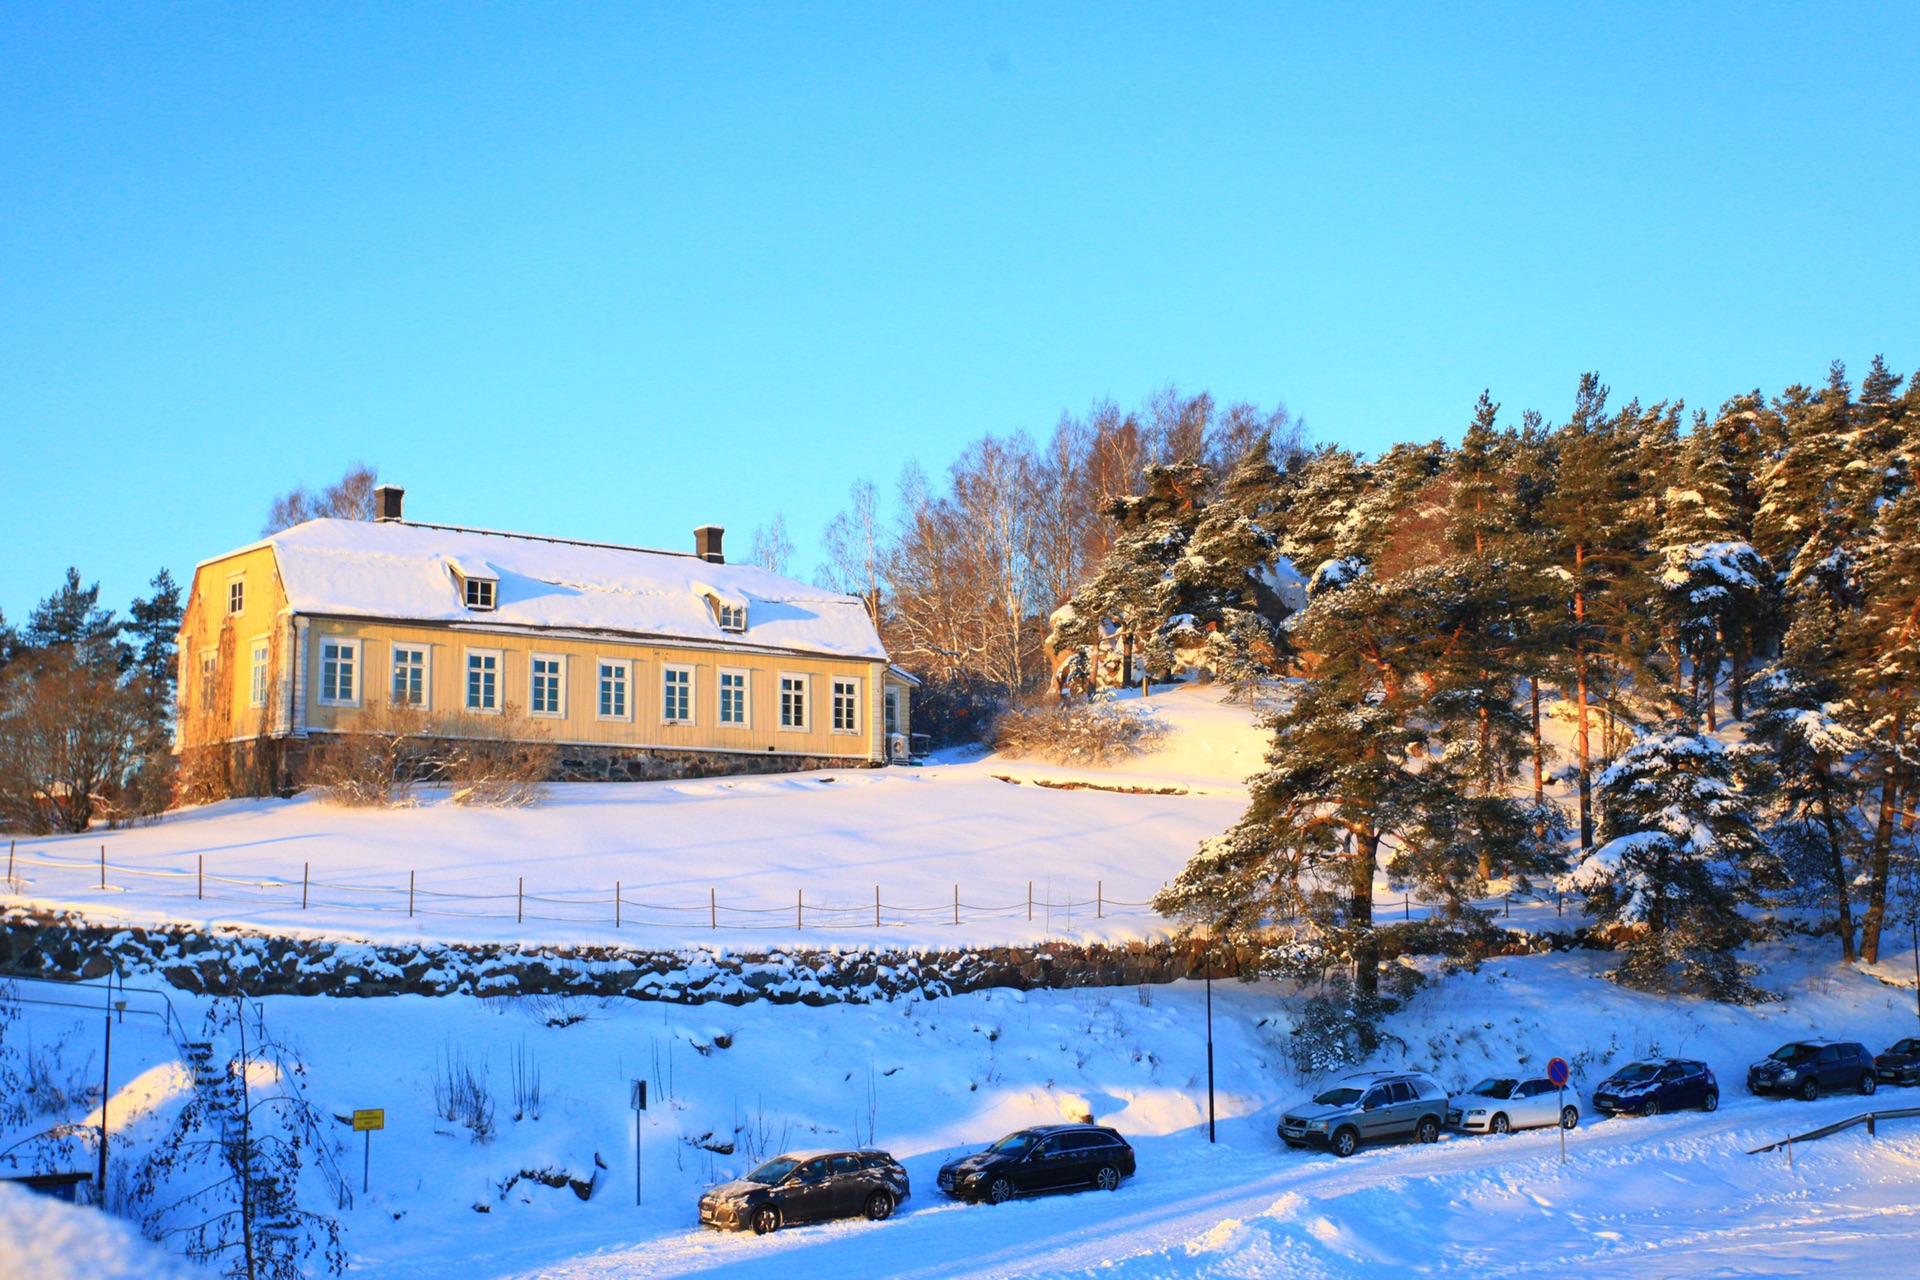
[1836,485,1920,964]
[1566,725,1778,1001]
[1747,601,1864,962]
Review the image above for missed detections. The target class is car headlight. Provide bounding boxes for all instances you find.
[1467,1109,1487,1117]
[1308,1120,1330,1131]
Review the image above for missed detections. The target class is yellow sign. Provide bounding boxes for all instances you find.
[352,1109,385,1132]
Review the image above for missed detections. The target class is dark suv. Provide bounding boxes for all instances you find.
[698,1148,910,1234]
[1279,1071,1449,1157]
[936,1125,1135,1204]
[1592,1059,1718,1116]
[1875,1038,1920,1086]
[1747,1041,1877,1100]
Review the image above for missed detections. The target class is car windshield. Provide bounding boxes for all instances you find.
[1896,1040,1920,1055]
[987,1132,1035,1154]
[1312,1087,1365,1106]
[745,1157,801,1185]
[1770,1044,1819,1065]
[1611,1063,1660,1084]
[1467,1078,1517,1099]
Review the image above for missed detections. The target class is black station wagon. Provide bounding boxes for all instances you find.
[937,1125,1136,1203]
[698,1148,910,1234]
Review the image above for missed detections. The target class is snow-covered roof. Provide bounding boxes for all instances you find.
[231,519,888,662]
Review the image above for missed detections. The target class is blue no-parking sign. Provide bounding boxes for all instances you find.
[1547,1057,1571,1087]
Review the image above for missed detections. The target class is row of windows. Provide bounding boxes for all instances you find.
[312,639,863,733]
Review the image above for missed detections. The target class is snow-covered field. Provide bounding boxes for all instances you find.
[6,941,1918,1278]
[3,686,1277,949]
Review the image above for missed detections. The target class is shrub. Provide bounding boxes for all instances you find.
[989,694,1166,767]
[445,705,554,808]
[306,700,434,807]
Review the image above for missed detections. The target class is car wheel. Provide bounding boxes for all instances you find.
[1489,1113,1510,1135]
[1416,1117,1441,1144]
[986,1177,1015,1205]
[751,1205,780,1235]
[1861,1072,1878,1097]
[1702,1090,1719,1113]
[1332,1126,1360,1158]
[1094,1165,1121,1192]
[864,1191,894,1221]
[1560,1106,1579,1130]
[1799,1078,1819,1102]
[1644,1098,1660,1117]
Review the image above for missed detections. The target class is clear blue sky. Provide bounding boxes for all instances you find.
[3,3,1916,623]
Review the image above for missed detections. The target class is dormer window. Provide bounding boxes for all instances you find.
[464,577,496,611]
[716,602,746,631]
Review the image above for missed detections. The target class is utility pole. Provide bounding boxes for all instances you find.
[1204,938,1216,1144]
[97,972,113,1203]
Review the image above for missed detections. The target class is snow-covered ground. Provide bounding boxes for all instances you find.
[0,1180,194,1280]
[6,940,1918,1278]
[2,685,1275,949]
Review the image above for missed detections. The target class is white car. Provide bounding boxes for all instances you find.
[1447,1074,1579,1135]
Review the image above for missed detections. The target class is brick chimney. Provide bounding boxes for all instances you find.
[694,525,725,564]
[374,485,405,521]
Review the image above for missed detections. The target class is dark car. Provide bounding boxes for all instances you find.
[1278,1071,1450,1157]
[1748,1041,1877,1100]
[1874,1038,1920,1086]
[936,1125,1135,1204]
[698,1148,910,1234]
[1591,1059,1718,1117]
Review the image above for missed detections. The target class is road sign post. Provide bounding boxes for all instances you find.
[353,1109,385,1193]
[1547,1057,1571,1165]
[630,1080,648,1206]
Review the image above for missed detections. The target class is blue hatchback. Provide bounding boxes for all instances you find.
[1591,1059,1719,1117]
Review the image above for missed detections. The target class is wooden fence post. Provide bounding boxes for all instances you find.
[1097,880,1103,919]
[797,889,803,930]
[953,884,959,926]
[302,861,309,910]
[518,877,524,925]
[616,880,621,929]
[875,884,880,928]
[710,887,716,930]
[6,839,13,890]
[1028,881,1033,922]
[100,844,106,891]
[409,870,415,919]
[197,854,202,901]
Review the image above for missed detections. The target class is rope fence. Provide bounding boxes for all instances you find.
[2,840,1543,934]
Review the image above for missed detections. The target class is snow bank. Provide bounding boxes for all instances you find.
[0,1182,192,1280]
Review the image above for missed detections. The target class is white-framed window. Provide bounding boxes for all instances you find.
[392,644,429,708]
[318,638,360,706]
[200,650,219,708]
[884,688,900,736]
[227,576,245,615]
[464,577,497,611]
[597,659,631,720]
[716,602,747,631]
[249,638,270,708]
[530,653,566,718]
[465,648,501,713]
[779,673,809,731]
[718,669,750,727]
[662,664,694,725]
[831,677,861,733]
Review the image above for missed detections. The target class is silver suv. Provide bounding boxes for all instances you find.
[1279,1071,1449,1158]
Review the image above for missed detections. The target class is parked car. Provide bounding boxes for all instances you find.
[698,1148,910,1234]
[1447,1074,1580,1134]
[1747,1041,1877,1100]
[936,1125,1135,1204]
[1591,1059,1718,1116]
[1279,1071,1449,1157]
[1874,1037,1920,1086]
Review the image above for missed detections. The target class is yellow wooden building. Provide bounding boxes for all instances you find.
[175,486,916,785]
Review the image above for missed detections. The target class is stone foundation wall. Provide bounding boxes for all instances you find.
[550,744,879,783]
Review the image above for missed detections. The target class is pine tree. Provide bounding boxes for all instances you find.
[1747,602,1863,961]
[24,567,127,670]
[1566,726,1777,1001]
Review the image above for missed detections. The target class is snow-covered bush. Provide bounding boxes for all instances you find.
[1284,977,1407,1080]
[305,701,555,807]
[305,700,433,806]
[989,693,1166,766]
[434,1045,496,1141]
